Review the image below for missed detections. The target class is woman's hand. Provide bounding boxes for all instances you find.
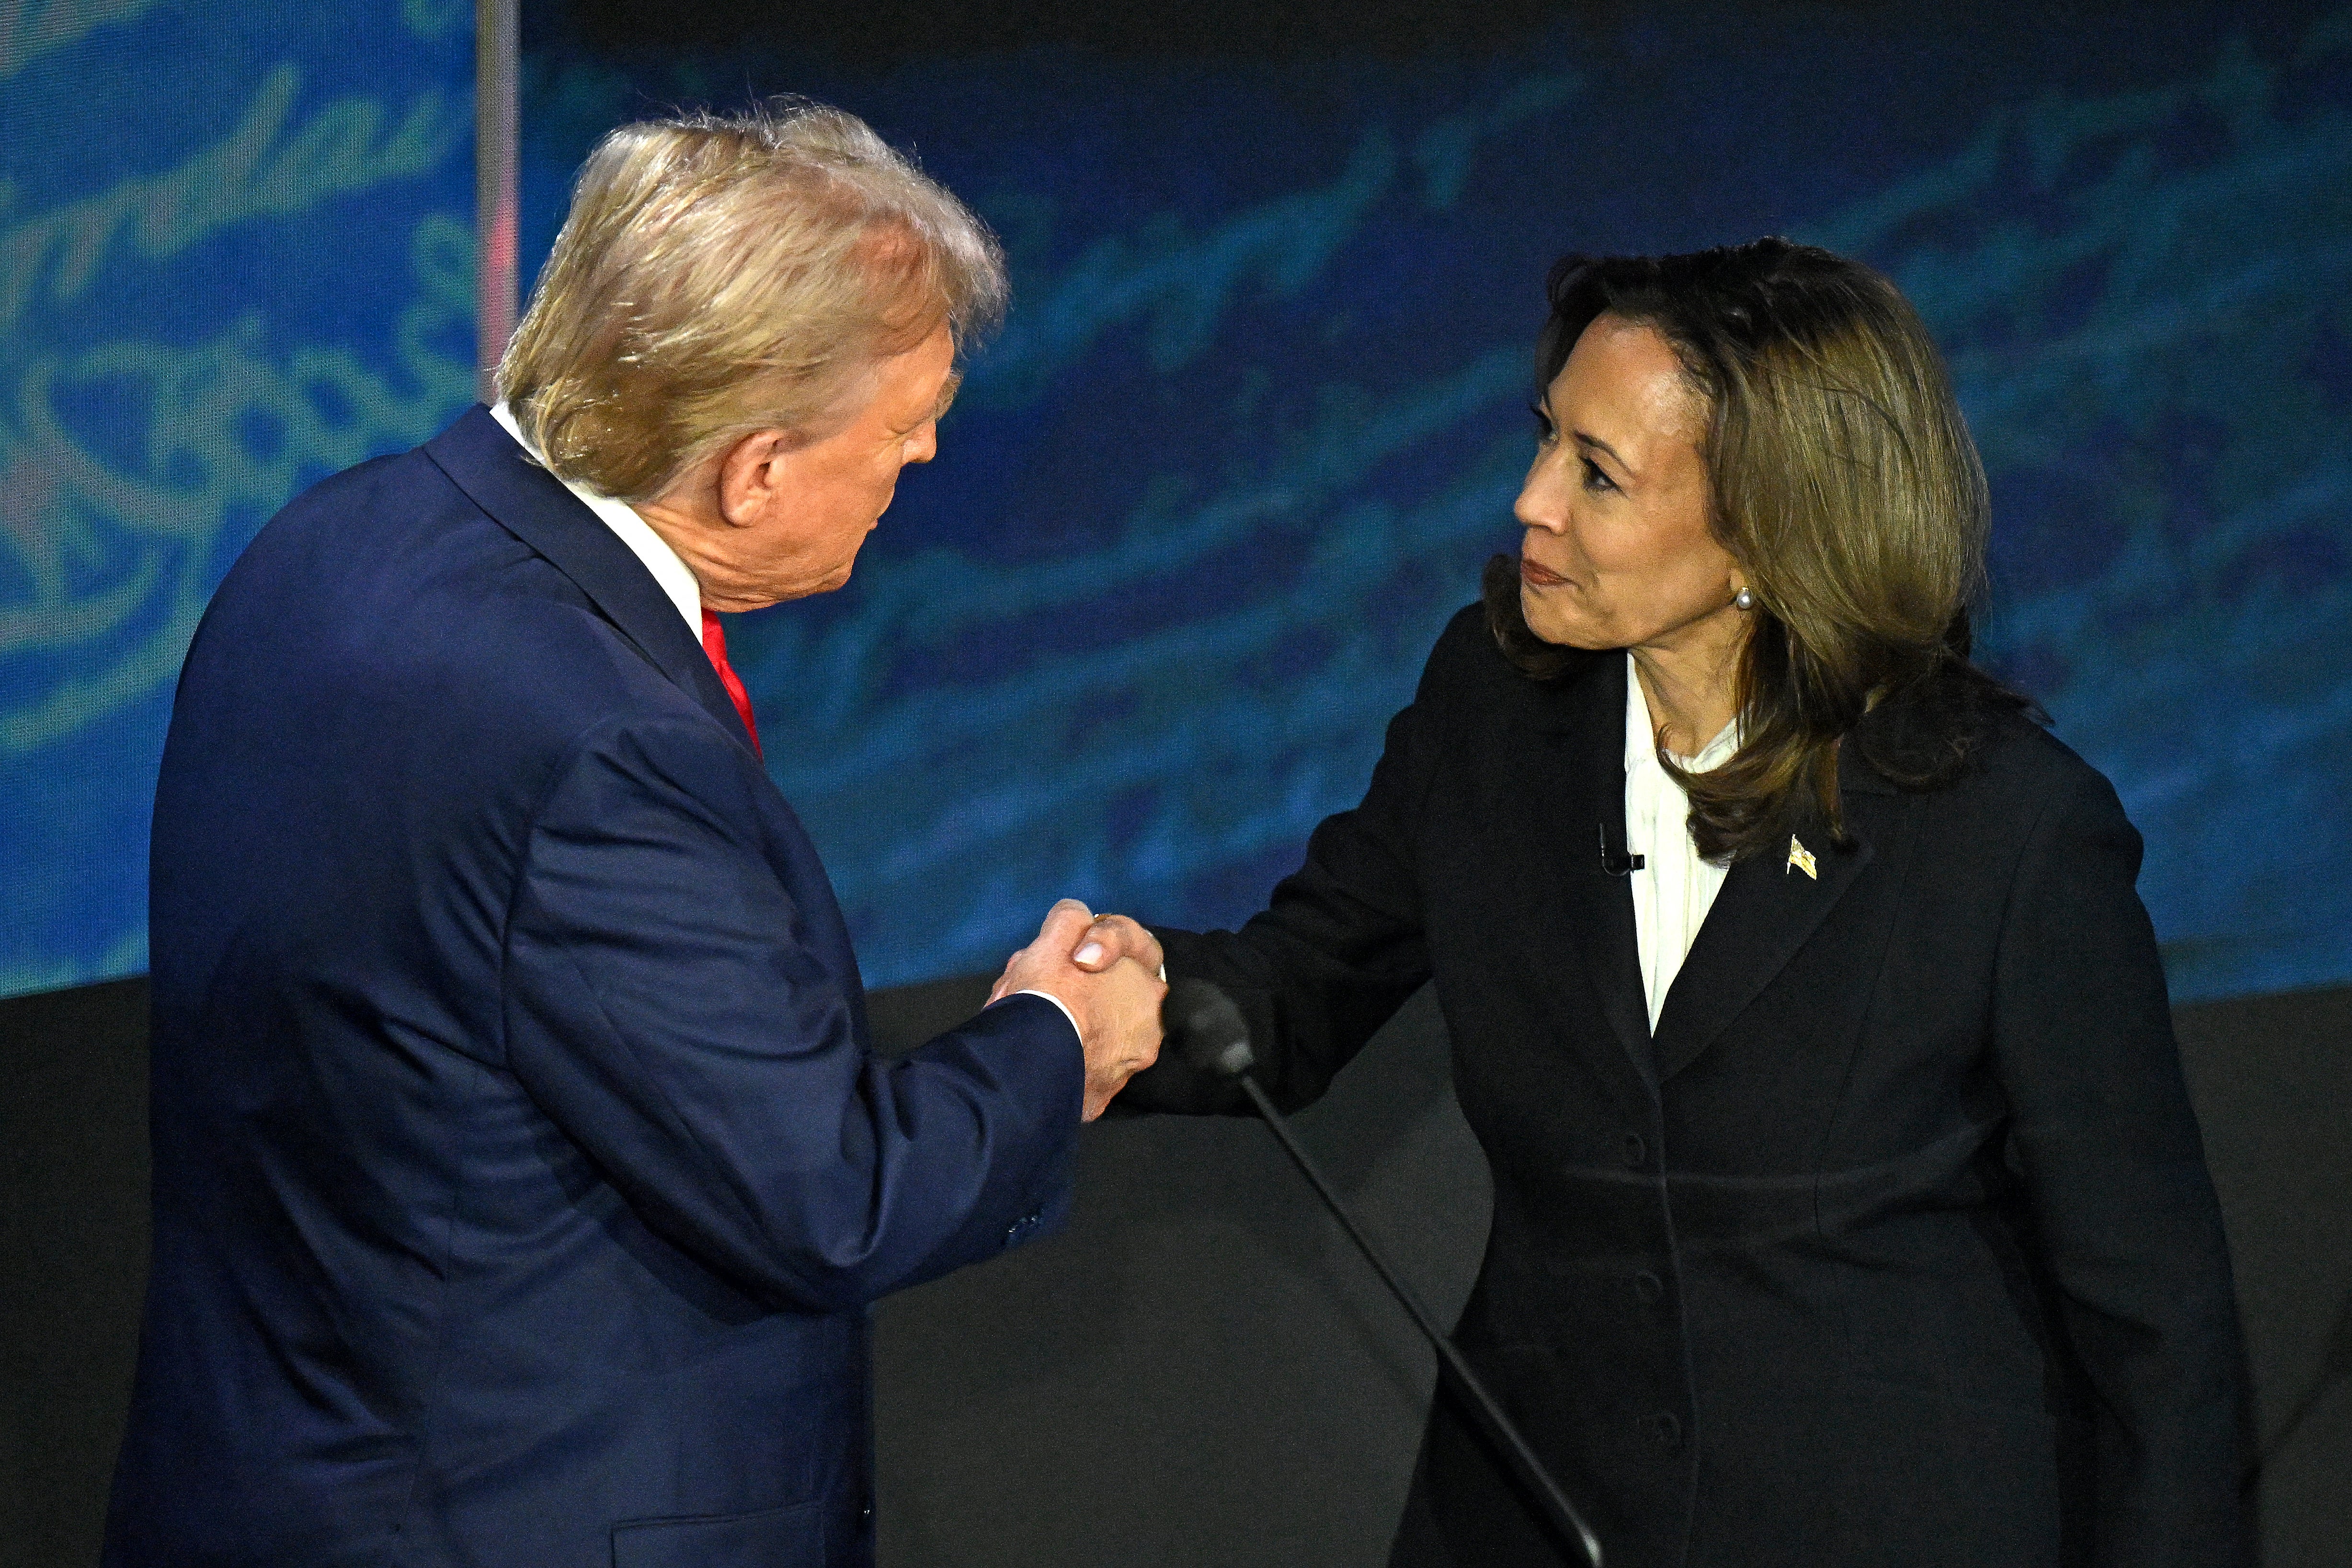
[1070,913,1165,978]
[987,900,1165,1119]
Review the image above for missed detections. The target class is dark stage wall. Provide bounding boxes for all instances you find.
[5,975,2346,1568]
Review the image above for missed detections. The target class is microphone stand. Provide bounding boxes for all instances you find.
[1164,980,1605,1568]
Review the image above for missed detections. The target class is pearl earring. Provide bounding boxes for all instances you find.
[1734,587,1755,611]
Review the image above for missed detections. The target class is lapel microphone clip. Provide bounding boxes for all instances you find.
[1598,822,1645,877]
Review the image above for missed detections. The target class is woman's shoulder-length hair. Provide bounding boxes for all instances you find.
[1484,237,2035,861]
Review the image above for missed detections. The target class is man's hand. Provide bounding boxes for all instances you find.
[991,900,1165,1120]
[1067,912,1164,978]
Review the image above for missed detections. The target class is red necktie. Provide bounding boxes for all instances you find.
[700,608,762,756]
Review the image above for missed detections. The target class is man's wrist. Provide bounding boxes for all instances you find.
[1002,987,1081,1042]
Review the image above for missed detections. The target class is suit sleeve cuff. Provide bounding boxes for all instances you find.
[1003,988,1082,1045]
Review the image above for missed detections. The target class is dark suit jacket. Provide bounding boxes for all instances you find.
[1135,604,2248,1568]
[104,408,1084,1568]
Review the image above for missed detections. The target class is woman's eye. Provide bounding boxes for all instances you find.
[1580,457,1617,494]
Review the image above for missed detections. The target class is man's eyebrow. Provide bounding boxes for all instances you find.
[930,371,962,421]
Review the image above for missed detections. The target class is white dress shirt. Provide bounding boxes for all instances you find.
[484,401,1087,1049]
[1623,652,1739,1032]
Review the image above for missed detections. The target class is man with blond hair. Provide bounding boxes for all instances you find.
[105,101,1161,1568]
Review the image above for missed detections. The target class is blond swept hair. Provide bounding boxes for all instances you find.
[497,98,1007,503]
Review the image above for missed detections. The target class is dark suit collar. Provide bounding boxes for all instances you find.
[1510,652,1658,1091]
[1648,806,1880,1081]
[1648,741,1908,1080]
[1519,651,1909,1089]
[421,406,755,753]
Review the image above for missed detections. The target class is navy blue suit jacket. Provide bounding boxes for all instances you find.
[104,408,1084,1568]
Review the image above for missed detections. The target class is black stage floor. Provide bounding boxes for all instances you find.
[6,975,2346,1568]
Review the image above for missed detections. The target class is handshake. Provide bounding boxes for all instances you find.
[987,898,1167,1121]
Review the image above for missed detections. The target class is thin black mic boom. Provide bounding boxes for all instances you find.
[1160,979,1605,1568]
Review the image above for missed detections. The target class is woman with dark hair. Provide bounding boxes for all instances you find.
[1063,239,2249,1566]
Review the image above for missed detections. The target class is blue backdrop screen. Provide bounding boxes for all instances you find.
[5,3,2348,1004]
[0,1,476,996]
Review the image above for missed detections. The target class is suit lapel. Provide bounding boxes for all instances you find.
[1648,753,1899,1082]
[1510,654,1656,1090]
[420,406,755,753]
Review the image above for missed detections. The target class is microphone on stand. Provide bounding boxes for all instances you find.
[1161,979,1605,1568]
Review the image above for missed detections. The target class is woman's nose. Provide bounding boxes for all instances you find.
[1514,463,1569,535]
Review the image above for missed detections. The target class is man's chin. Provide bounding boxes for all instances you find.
[756,563,857,605]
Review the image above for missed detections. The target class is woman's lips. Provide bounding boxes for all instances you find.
[1519,555,1571,587]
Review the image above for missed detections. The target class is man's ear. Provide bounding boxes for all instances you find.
[714,429,797,528]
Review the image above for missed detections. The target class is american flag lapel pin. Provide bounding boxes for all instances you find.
[1786,835,1817,880]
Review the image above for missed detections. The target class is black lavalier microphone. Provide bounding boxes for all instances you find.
[1598,821,1645,876]
[1160,979,1606,1568]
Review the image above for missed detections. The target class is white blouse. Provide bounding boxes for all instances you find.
[1622,652,1739,1032]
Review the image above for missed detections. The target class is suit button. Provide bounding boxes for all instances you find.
[1621,1132,1648,1168]
[1644,1411,1684,1452]
[1633,1270,1664,1305]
